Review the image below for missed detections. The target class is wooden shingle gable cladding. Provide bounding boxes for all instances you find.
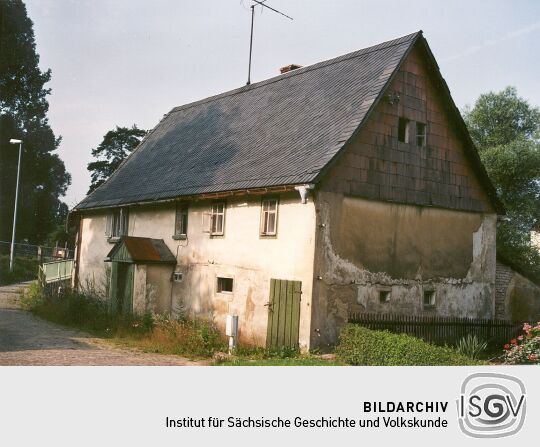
[320,43,494,213]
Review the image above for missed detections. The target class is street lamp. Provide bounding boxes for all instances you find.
[8,139,22,273]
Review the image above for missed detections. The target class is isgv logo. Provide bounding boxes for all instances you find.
[457,373,526,438]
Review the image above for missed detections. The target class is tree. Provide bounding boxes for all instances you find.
[464,87,540,150]
[464,87,540,282]
[0,0,71,245]
[87,125,147,194]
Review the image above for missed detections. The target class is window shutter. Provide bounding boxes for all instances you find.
[202,212,211,233]
[105,213,112,236]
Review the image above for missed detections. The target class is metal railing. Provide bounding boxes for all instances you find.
[0,241,74,262]
[38,259,74,285]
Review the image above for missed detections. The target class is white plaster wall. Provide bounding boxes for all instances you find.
[77,192,317,349]
[78,212,112,296]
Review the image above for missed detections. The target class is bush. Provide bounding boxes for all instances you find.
[502,322,540,364]
[0,255,39,286]
[336,324,482,366]
[143,314,225,357]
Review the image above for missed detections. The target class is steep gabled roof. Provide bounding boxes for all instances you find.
[75,32,422,210]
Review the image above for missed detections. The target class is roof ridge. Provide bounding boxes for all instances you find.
[169,31,422,116]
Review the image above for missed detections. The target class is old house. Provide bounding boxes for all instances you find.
[72,31,508,350]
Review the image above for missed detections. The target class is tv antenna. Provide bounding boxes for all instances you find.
[245,0,293,85]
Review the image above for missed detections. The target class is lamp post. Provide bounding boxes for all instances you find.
[8,139,22,273]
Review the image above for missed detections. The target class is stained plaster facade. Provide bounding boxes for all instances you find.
[77,192,317,349]
[308,44,498,347]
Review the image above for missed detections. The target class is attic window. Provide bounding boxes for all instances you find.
[398,118,410,143]
[416,122,426,147]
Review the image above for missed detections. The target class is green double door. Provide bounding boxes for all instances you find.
[109,262,134,315]
[266,279,302,349]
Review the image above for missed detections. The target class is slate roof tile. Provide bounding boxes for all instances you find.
[76,32,421,210]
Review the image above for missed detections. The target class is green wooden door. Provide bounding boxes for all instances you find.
[109,262,119,313]
[266,279,302,349]
[109,262,134,315]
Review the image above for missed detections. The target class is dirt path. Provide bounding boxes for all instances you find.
[0,283,205,366]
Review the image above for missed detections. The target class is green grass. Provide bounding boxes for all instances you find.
[0,255,39,286]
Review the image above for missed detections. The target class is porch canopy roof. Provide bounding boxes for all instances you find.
[106,236,176,264]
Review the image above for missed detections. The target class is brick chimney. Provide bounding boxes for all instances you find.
[280,64,303,74]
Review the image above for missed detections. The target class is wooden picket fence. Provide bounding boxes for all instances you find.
[348,313,523,347]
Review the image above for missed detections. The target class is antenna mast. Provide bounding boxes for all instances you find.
[246,0,293,85]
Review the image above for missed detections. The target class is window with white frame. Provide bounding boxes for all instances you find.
[210,202,225,235]
[260,198,278,236]
[106,208,129,239]
[174,203,188,238]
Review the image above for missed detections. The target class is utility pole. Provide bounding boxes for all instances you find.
[8,139,23,273]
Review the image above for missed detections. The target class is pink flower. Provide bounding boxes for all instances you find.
[518,335,524,341]
[504,344,510,350]
[511,339,518,345]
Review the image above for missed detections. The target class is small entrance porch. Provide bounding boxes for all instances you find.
[106,236,176,315]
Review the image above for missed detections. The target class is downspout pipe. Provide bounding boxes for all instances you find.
[294,184,315,204]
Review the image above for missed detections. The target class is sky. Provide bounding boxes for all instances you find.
[24,0,540,208]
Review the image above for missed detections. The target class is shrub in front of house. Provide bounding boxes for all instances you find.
[139,313,226,357]
[336,324,482,366]
[502,322,540,364]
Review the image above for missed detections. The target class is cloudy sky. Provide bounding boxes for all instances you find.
[25,0,540,207]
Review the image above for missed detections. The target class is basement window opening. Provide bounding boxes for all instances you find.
[416,122,426,147]
[423,290,435,308]
[398,117,410,143]
[379,290,391,303]
[217,277,233,293]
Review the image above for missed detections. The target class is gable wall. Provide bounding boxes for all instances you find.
[322,44,493,213]
[309,43,498,348]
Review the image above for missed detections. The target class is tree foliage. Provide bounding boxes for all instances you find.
[0,0,71,245]
[87,125,147,193]
[464,86,540,282]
